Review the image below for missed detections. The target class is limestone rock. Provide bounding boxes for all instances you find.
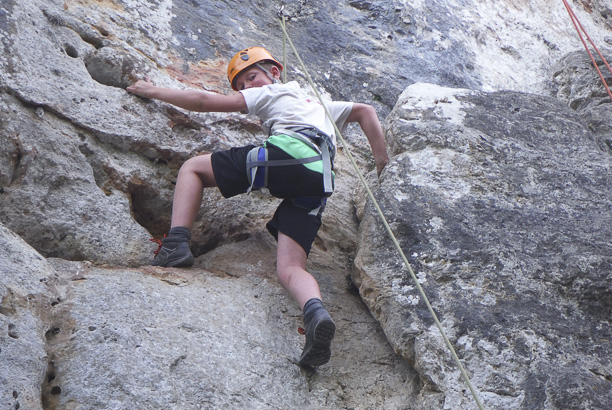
[552,49,612,151]
[1,0,610,266]
[354,83,612,408]
[40,254,416,409]
[0,224,59,410]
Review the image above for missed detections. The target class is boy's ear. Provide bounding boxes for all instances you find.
[270,65,281,79]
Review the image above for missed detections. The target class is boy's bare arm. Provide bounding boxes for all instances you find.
[127,78,247,113]
[346,103,389,176]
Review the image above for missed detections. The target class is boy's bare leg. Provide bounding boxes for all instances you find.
[276,233,322,309]
[151,154,216,267]
[171,154,217,229]
[277,232,335,366]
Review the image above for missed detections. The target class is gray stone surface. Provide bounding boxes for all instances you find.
[552,49,612,151]
[41,254,416,409]
[0,224,59,410]
[354,83,612,409]
[1,0,610,265]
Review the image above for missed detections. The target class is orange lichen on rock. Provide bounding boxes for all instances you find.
[165,57,231,94]
[64,0,124,12]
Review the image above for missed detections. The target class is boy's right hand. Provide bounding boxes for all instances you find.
[376,157,389,178]
[126,77,156,98]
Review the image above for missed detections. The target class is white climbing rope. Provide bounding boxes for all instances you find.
[278,14,485,410]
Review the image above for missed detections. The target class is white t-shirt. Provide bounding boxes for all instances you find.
[240,81,353,148]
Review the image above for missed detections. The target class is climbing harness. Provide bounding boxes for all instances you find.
[562,0,612,101]
[277,12,486,410]
[246,126,335,196]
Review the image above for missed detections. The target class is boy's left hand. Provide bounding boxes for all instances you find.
[126,77,156,98]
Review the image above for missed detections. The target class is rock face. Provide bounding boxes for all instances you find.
[0,224,59,410]
[1,223,417,409]
[1,0,611,409]
[553,49,612,151]
[354,83,611,408]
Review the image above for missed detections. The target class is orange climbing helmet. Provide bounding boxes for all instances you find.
[227,47,283,91]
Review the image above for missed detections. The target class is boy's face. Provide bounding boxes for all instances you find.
[234,66,280,91]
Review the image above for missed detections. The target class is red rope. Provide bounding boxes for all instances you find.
[149,234,166,256]
[562,0,612,101]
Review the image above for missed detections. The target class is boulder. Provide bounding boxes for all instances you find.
[354,83,612,408]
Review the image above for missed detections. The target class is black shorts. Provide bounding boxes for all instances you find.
[210,145,326,255]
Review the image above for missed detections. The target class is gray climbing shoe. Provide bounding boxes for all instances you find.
[299,299,336,367]
[152,238,194,267]
[151,227,194,267]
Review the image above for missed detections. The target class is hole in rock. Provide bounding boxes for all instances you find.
[45,327,60,340]
[64,44,78,58]
[42,359,60,409]
[128,179,171,239]
[8,323,18,339]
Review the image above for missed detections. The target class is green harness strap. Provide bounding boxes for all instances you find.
[246,128,335,195]
[276,128,334,194]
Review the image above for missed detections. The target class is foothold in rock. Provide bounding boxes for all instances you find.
[8,323,18,339]
[64,43,79,58]
[50,386,61,395]
[45,327,61,340]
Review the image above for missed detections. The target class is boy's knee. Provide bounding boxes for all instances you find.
[179,155,216,185]
[182,154,209,170]
[276,264,303,284]
[276,264,290,280]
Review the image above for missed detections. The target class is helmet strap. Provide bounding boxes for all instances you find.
[255,63,279,84]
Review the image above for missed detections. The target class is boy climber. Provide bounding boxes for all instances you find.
[127,47,389,367]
